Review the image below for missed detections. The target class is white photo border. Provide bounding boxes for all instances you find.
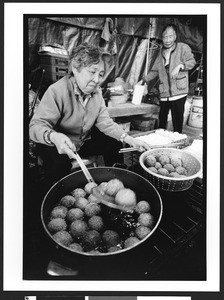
[3,2,220,292]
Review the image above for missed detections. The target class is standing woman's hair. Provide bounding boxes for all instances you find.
[69,43,107,74]
[161,23,178,36]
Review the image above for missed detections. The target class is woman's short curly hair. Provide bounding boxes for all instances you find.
[69,43,109,74]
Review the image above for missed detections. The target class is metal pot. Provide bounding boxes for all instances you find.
[41,167,163,265]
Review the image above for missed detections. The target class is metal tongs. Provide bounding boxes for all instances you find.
[72,151,133,213]
[119,137,194,153]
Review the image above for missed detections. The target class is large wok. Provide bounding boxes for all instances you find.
[41,167,163,266]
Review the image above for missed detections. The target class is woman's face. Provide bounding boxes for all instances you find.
[73,60,105,94]
[162,27,176,49]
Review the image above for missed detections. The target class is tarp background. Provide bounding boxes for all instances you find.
[27,16,205,97]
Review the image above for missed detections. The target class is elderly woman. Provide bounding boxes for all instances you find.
[142,24,196,133]
[29,43,149,190]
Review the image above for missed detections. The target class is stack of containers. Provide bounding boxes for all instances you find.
[131,113,157,132]
[38,51,69,83]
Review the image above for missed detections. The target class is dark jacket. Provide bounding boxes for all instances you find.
[145,42,196,98]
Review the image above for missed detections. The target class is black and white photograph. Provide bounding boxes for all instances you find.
[24,14,206,281]
[2,1,221,297]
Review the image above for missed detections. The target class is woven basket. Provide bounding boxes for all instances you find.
[139,148,202,192]
[110,94,128,105]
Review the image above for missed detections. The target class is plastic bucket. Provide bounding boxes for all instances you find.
[188,96,203,128]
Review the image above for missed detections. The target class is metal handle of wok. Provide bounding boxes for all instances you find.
[72,151,95,183]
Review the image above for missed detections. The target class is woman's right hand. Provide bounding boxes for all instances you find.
[50,132,77,159]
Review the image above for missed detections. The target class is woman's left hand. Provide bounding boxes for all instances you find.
[124,135,150,152]
[170,64,184,79]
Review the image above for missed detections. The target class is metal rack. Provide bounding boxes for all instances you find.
[194,54,203,96]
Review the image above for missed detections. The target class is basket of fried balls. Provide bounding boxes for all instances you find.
[139,148,201,192]
[45,178,156,256]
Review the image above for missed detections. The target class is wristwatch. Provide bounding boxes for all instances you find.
[120,132,128,143]
[43,129,55,145]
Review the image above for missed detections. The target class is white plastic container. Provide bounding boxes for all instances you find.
[188,96,203,128]
[132,84,145,105]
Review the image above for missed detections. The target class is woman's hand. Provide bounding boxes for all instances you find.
[124,135,150,152]
[50,132,77,159]
[170,64,184,79]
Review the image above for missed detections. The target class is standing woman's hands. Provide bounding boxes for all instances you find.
[170,64,184,79]
[50,132,77,159]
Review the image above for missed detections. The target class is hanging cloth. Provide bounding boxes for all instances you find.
[101,18,118,56]
[101,18,113,41]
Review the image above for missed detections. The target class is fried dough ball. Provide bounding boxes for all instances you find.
[148,166,158,173]
[88,215,104,231]
[75,197,89,210]
[124,236,140,249]
[169,172,182,178]
[71,188,86,199]
[70,220,88,238]
[52,230,73,246]
[163,163,175,173]
[158,154,170,166]
[50,206,68,219]
[135,200,151,214]
[155,162,162,169]
[84,182,98,194]
[47,218,67,233]
[170,157,182,168]
[60,195,76,208]
[158,168,170,176]
[84,203,101,217]
[170,153,182,160]
[88,193,101,204]
[135,226,151,240]
[98,182,108,193]
[138,213,154,228]
[145,154,157,167]
[82,230,101,250]
[67,208,84,223]
[104,178,124,196]
[114,188,137,209]
[108,246,122,253]
[175,166,188,175]
[69,242,83,252]
[102,230,121,248]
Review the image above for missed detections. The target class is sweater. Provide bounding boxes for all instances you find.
[145,42,196,98]
[29,75,125,150]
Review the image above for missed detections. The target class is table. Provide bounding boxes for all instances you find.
[107,102,160,118]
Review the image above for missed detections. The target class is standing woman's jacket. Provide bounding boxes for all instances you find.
[145,42,196,98]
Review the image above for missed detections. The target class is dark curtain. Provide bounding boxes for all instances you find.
[27,16,204,95]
